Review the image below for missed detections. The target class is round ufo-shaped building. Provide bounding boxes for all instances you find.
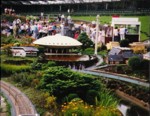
[33,34,98,69]
[33,34,82,54]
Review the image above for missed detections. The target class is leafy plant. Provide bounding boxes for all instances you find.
[38,66,101,102]
[78,32,94,51]
[128,56,141,71]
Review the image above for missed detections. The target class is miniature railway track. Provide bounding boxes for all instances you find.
[0,81,37,116]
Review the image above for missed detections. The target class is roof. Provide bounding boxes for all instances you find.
[33,34,82,48]
[109,47,132,55]
[121,51,134,59]
[108,47,121,55]
[108,53,143,62]
[11,46,39,52]
[108,55,123,62]
[111,17,141,25]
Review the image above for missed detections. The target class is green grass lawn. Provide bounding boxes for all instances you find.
[72,16,150,41]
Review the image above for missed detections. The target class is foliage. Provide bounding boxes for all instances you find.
[23,88,58,115]
[65,93,79,102]
[61,98,121,116]
[3,59,33,65]
[78,32,94,51]
[2,44,13,56]
[42,61,57,70]
[94,106,122,116]
[26,15,39,21]
[82,48,94,55]
[98,50,108,58]
[0,93,11,116]
[97,89,119,108]
[61,99,93,116]
[128,56,141,70]
[38,66,101,103]
[1,35,17,44]
[120,39,129,47]
[12,73,31,86]
[1,63,31,76]
[31,60,43,70]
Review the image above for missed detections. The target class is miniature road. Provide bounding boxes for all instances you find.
[0,81,38,116]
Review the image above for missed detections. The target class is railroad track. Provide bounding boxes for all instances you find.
[0,81,38,116]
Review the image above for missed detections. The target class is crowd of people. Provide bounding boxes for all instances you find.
[1,13,127,45]
[4,8,16,15]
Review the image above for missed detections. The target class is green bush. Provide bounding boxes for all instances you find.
[11,72,33,86]
[82,48,94,55]
[38,66,101,102]
[31,60,42,70]
[1,63,31,76]
[78,32,94,51]
[128,56,141,71]
[42,61,57,70]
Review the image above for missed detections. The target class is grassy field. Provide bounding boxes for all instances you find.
[72,16,150,41]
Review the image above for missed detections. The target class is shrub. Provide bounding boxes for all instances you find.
[1,63,31,76]
[10,72,35,86]
[38,66,101,102]
[82,48,94,55]
[128,56,141,71]
[31,60,42,70]
[42,61,57,69]
[78,32,94,51]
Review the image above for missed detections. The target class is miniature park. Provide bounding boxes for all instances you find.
[0,1,150,116]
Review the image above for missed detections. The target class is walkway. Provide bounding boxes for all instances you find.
[0,81,39,116]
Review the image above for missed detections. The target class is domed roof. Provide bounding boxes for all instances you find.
[33,34,82,48]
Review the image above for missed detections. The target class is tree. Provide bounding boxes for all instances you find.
[38,66,101,102]
[128,56,141,71]
[78,32,94,51]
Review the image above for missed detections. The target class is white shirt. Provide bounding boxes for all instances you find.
[114,29,118,36]
[120,27,125,35]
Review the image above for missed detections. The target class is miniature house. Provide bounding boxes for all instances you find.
[11,46,39,57]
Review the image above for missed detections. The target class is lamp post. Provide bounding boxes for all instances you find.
[94,15,100,55]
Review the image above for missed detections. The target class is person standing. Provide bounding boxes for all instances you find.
[113,27,119,42]
[119,25,125,40]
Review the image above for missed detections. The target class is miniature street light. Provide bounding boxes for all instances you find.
[94,15,100,55]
